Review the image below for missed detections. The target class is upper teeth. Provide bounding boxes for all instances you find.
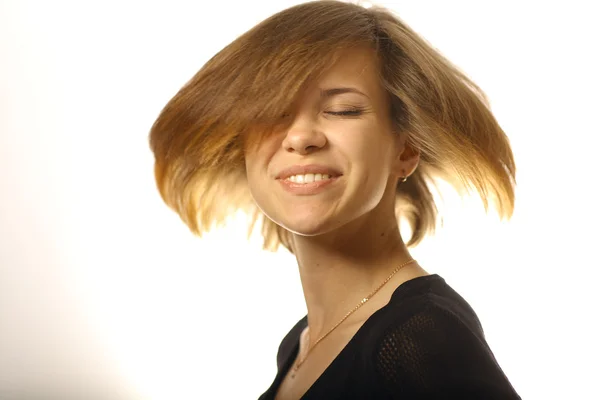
[285,173,333,183]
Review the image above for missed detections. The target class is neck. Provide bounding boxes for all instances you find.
[291,209,421,344]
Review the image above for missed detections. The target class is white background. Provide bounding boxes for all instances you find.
[1,0,598,399]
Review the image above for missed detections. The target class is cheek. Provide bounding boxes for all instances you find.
[349,140,394,203]
[244,154,276,213]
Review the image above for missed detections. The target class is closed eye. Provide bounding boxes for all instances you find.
[280,109,364,119]
[326,110,363,116]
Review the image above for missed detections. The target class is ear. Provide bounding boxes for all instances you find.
[392,134,420,178]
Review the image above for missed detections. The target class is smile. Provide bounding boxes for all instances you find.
[284,173,335,184]
[277,175,341,195]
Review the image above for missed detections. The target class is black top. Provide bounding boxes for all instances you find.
[258,274,521,399]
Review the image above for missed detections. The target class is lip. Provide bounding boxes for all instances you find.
[275,164,343,180]
[278,175,341,195]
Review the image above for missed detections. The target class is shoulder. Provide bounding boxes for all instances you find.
[369,290,520,399]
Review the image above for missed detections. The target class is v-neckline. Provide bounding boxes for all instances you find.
[274,274,442,399]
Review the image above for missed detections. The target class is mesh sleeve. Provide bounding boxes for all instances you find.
[373,303,520,399]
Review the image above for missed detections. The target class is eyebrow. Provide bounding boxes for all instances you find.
[320,87,370,99]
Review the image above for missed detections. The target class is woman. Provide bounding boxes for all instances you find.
[148,1,521,398]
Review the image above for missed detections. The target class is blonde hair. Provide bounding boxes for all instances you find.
[148,0,516,254]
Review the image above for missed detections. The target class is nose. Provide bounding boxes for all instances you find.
[281,114,327,155]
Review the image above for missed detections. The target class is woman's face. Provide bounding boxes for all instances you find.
[244,47,406,237]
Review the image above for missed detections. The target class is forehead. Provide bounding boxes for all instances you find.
[304,46,383,98]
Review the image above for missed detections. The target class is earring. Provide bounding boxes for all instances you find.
[399,170,408,183]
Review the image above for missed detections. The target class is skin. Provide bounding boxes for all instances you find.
[244,46,427,361]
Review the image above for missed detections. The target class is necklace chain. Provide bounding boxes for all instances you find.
[291,258,416,377]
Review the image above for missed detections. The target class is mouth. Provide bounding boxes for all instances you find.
[278,172,341,184]
[275,164,343,181]
[277,174,342,195]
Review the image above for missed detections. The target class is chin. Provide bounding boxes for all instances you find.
[275,214,344,237]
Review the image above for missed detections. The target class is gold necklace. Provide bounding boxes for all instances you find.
[290,258,416,378]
